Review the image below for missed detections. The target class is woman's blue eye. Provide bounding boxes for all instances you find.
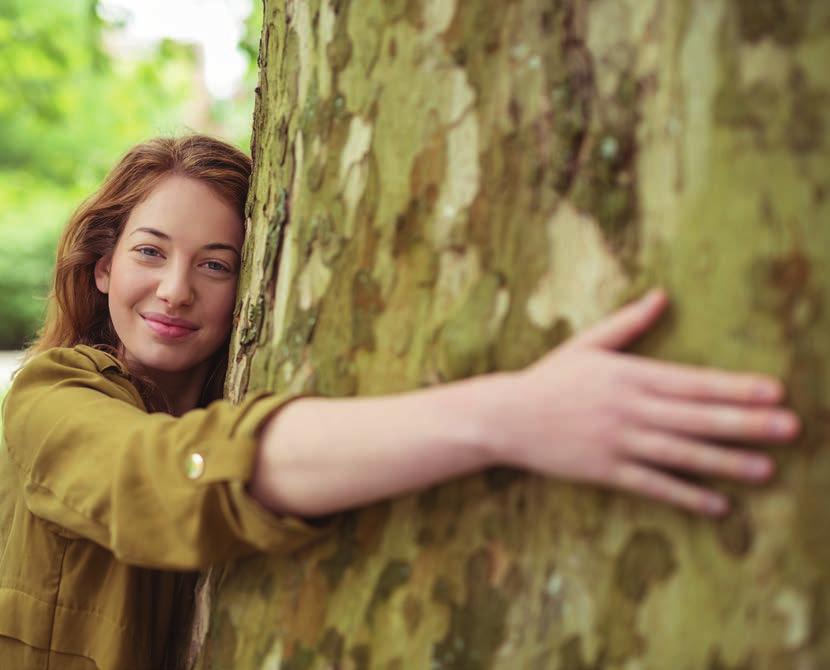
[205,261,230,273]
[137,247,161,257]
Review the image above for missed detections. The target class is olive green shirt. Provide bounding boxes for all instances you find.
[0,345,329,669]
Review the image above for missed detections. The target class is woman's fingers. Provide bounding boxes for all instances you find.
[631,395,800,442]
[570,289,669,351]
[612,462,729,516]
[625,358,784,404]
[619,428,775,482]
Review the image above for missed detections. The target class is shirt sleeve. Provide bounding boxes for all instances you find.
[2,347,333,570]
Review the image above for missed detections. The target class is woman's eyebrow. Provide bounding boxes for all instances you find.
[202,242,241,258]
[129,226,240,257]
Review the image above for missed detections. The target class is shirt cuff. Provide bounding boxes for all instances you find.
[223,390,338,553]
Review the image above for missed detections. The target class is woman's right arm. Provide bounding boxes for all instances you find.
[3,347,329,569]
[249,290,800,518]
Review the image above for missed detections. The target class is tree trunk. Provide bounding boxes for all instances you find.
[193,1,830,668]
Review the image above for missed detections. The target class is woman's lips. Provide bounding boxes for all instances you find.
[142,316,198,339]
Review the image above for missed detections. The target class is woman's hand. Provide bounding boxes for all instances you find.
[485,289,800,516]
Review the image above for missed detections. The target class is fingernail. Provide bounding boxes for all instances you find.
[753,382,781,402]
[773,414,797,437]
[644,289,664,304]
[747,458,773,478]
[707,497,729,515]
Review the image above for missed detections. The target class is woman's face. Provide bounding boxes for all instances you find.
[94,175,244,375]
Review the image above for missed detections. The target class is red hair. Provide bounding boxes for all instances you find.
[24,134,252,410]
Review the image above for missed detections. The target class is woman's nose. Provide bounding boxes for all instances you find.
[156,264,194,306]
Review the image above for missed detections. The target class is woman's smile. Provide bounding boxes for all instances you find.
[141,314,199,340]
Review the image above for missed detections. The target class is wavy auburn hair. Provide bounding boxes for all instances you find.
[24,134,252,411]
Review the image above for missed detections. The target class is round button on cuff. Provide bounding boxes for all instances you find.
[185,453,205,480]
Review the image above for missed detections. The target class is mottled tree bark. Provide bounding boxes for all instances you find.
[194,1,830,668]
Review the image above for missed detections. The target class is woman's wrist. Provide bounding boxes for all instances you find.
[446,370,516,469]
[425,371,511,472]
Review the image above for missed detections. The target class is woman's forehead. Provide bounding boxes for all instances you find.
[124,175,244,247]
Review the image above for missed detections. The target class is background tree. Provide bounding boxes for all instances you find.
[194,1,830,667]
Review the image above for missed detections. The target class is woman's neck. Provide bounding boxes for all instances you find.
[125,355,213,416]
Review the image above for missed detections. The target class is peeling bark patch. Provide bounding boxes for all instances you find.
[315,214,346,265]
[559,634,603,670]
[339,115,373,184]
[316,353,358,397]
[788,68,826,153]
[423,0,456,38]
[432,575,455,605]
[549,9,593,194]
[352,269,384,351]
[570,73,641,261]
[297,246,333,311]
[306,158,325,191]
[319,627,344,664]
[707,648,752,670]
[240,294,266,347]
[537,570,564,642]
[416,527,436,546]
[752,251,820,336]
[319,514,359,589]
[716,502,755,558]
[403,595,423,635]
[431,549,508,669]
[614,530,676,603]
[735,0,808,46]
[381,0,409,22]
[432,109,481,247]
[350,644,371,670]
[525,202,628,333]
[774,588,811,649]
[435,272,504,380]
[284,308,318,350]
[300,72,321,136]
[436,264,508,379]
[411,128,446,204]
[327,26,352,71]
[393,200,425,257]
[393,130,447,256]
[712,80,777,143]
[281,644,316,670]
[367,560,413,623]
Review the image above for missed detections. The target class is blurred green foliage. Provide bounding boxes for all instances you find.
[0,0,261,349]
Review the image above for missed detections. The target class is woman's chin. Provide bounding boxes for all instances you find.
[127,345,206,375]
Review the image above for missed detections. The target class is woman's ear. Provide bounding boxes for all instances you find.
[94,254,112,294]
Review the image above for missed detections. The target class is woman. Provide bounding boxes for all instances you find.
[0,134,799,669]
